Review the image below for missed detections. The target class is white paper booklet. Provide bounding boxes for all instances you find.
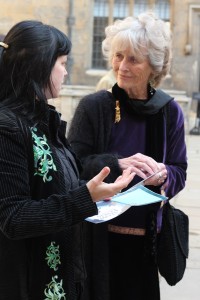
[85,201,131,224]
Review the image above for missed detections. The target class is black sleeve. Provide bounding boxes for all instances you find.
[0,127,97,240]
[68,94,122,183]
[80,153,122,183]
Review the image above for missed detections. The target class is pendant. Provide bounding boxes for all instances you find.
[115,100,121,123]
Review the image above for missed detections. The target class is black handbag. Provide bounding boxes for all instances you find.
[157,201,189,286]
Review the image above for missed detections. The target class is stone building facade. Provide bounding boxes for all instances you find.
[1,0,200,97]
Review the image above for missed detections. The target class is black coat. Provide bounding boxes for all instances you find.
[0,105,97,300]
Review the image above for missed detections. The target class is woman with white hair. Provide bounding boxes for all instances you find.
[68,11,187,300]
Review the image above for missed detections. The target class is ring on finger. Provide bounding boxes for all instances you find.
[158,178,165,185]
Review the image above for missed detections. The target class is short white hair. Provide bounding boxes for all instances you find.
[102,11,172,87]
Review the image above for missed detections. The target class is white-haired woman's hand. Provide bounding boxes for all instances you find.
[144,163,168,186]
[118,154,168,187]
[118,153,159,178]
[86,166,135,202]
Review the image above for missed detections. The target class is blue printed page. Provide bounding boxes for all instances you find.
[86,186,167,223]
[111,185,167,206]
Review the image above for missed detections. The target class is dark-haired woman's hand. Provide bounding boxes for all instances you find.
[86,166,135,202]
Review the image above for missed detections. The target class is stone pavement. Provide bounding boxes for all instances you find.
[160,126,200,299]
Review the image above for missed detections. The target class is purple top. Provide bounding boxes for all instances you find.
[107,103,181,230]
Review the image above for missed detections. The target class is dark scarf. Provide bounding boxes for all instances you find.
[112,83,173,261]
[112,82,172,115]
[111,83,173,162]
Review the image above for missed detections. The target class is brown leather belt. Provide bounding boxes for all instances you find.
[108,224,146,236]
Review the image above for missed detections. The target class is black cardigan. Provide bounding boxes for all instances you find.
[67,88,187,300]
[68,90,122,183]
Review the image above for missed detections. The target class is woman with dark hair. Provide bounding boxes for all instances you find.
[68,12,187,300]
[0,20,134,300]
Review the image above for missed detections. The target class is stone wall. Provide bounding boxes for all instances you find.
[168,0,200,96]
[0,0,68,35]
[48,85,95,131]
[1,0,200,96]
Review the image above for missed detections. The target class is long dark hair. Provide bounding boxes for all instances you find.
[0,20,71,122]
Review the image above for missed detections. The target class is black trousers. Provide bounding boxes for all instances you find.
[109,232,160,300]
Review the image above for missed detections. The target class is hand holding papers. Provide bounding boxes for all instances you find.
[86,172,168,224]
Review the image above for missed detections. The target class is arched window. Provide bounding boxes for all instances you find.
[92,0,170,69]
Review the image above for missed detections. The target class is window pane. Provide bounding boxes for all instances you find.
[94,0,109,17]
[92,16,108,69]
[92,0,130,68]
[113,0,129,18]
[134,0,169,20]
[155,0,170,21]
[134,0,148,15]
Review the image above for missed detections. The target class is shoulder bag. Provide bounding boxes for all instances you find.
[157,201,189,285]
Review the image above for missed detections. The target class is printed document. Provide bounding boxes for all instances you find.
[86,185,167,224]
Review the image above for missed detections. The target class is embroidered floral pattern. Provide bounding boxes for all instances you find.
[46,242,61,271]
[31,127,57,182]
[44,276,66,300]
[44,241,66,298]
